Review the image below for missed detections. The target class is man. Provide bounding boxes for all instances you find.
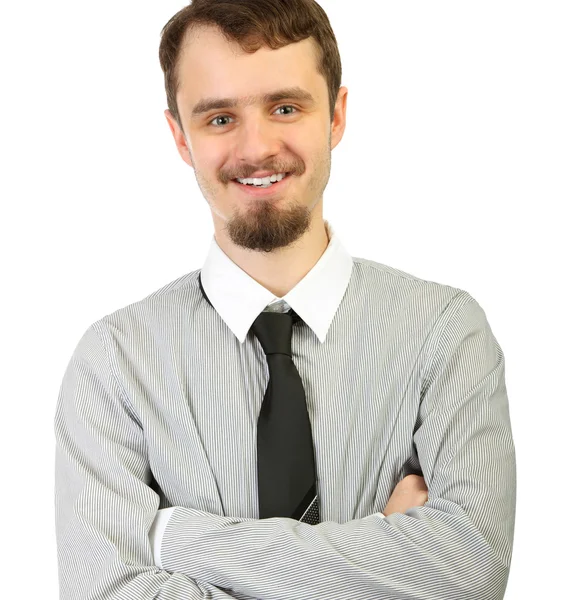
[54,1,516,599]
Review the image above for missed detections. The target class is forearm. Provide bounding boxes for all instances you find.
[159,505,509,600]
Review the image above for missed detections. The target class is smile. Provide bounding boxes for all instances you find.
[231,173,292,197]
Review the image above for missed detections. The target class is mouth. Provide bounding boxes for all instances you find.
[231,173,292,197]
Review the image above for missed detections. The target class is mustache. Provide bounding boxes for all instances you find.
[220,161,305,182]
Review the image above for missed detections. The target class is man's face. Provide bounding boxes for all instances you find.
[165,25,347,253]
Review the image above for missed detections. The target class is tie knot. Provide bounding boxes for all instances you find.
[251,310,297,356]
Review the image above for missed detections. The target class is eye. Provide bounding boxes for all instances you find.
[273,105,298,116]
[208,105,299,128]
[209,115,233,127]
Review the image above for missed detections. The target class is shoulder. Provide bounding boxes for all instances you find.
[350,255,470,308]
[92,268,202,334]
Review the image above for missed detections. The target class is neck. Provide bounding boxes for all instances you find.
[214,212,329,298]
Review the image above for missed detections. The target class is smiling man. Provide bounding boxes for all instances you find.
[54,1,516,599]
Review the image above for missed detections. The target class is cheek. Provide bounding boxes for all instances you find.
[190,140,228,173]
[290,120,328,154]
[282,138,316,168]
[289,137,327,171]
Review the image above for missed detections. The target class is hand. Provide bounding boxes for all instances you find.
[382,474,428,517]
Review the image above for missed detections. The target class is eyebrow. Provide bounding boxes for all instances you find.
[190,86,316,119]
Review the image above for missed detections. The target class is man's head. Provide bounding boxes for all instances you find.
[159,0,347,253]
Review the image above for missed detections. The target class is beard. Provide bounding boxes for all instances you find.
[227,196,312,253]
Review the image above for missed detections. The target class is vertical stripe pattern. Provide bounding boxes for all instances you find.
[54,258,516,599]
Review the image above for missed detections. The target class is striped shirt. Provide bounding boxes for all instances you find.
[54,220,516,600]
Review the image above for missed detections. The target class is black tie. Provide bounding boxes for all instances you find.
[251,309,320,525]
[197,272,319,524]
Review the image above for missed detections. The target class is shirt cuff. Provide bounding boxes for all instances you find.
[372,512,386,519]
[149,507,176,568]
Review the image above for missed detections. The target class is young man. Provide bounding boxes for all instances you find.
[54,1,516,599]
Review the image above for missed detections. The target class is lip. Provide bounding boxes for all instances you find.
[231,173,292,197]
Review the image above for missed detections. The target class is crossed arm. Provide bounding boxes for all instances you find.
[55,294,515,600]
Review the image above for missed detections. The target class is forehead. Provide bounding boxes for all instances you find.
[176,26,326,110]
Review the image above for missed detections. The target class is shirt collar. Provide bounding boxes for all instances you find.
[199,220,353,344]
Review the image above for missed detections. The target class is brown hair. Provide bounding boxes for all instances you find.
[158,0,342,132]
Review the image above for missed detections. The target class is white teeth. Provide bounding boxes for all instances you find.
[236,172,287,186]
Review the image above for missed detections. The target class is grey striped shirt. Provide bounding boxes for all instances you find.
[54,221,516,600]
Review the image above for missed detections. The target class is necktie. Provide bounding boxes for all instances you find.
[198,273,320,525]
[251,309,320,525]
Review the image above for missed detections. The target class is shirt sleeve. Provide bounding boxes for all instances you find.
[157,292,516,600]
[54,323,256,600]
[151,509,386,567]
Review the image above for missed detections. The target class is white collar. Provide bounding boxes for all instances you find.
[200,220,353,344]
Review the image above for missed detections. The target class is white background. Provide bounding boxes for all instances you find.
[1,1,573,598]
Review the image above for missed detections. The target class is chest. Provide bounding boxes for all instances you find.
[137,330,425,522]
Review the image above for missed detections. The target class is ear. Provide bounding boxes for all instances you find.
[330,86,348,150]
[164,109,194,168]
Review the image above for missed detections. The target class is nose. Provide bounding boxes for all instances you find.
[233,112,282,168]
